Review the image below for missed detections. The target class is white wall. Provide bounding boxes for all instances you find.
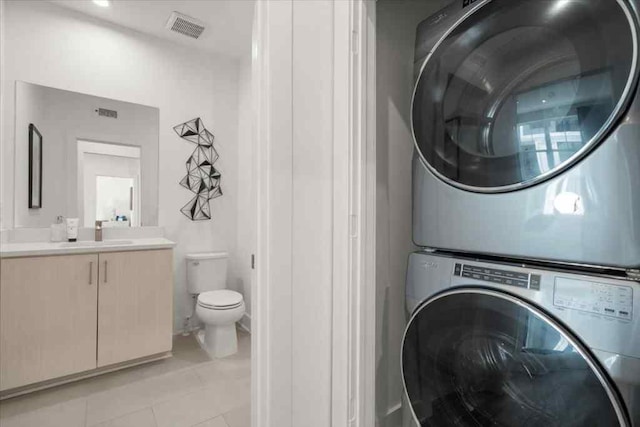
[0,0,6,229]
[375,0,450,424]
[0,0,251,332]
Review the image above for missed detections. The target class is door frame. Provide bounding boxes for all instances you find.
[252,1,294,426]
[332,1,378,426]
[252,0,377,426]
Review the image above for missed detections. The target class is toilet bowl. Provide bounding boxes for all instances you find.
[186,252,245,359]
[195,289,245,358]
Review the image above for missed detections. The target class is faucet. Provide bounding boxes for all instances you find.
[95,220,103,242]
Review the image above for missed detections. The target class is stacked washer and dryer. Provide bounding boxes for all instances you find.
[401,0,640,426]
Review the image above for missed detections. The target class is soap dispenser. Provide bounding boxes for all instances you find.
[95,220,103,242]
[50,216,66,242]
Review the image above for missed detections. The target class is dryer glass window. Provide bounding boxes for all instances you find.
[402,291,627,426]
[412,0,636,191]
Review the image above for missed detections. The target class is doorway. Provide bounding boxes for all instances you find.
[77,140,141,228]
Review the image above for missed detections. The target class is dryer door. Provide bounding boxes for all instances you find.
[411,0,638,192]
[401,288,631,426]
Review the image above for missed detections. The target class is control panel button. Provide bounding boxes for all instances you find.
[529,275,541,290]
[554,277,633,320]
[456,264,537,291]
[454,263,462,276]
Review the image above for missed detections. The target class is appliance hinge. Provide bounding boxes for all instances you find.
[251,254,255,270]
[626,269,640,281]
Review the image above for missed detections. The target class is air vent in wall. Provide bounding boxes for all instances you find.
[165,11,205,39]
[97,108,117,119]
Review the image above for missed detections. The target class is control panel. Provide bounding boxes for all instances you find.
[454,263,541,291]
[554,277,633,320]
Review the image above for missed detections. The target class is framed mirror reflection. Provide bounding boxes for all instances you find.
[28,123,43,209]
[15,81,159,228]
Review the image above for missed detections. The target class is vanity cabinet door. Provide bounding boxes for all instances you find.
[0,254,99,391]
[97,249,173,367]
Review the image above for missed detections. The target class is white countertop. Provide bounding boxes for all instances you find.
[0,238,176,258]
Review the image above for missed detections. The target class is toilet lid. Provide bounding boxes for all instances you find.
[198,290,243,309]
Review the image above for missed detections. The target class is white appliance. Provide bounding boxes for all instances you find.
[186,252,245,358]
[402,252,640,426]
[411,0,640,271]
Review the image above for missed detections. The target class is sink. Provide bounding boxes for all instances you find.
[59,240,134,248]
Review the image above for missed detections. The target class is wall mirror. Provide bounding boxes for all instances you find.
[14,81,159,228]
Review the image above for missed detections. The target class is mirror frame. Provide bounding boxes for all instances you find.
[28,123,43,209]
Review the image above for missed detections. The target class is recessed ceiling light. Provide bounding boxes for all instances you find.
[93,0,110,7]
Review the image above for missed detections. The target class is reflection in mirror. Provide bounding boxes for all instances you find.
[28,124,43,209]
[96,177,136,227]
[15,81,159,228]
[78,140,141,228]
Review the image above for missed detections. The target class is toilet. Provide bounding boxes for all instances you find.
[186,252,245,358]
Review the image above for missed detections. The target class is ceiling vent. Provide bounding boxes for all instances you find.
[165,12,205,39]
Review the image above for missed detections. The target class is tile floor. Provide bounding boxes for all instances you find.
[0,329,251,427]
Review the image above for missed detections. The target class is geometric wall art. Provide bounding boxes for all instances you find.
[173,117,223,221]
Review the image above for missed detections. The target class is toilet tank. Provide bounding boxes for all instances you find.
[186,252,228,294]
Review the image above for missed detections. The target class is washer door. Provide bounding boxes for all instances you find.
[401,289,630,426]
[411,0,638,192]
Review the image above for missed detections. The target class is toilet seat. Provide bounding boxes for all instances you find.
[197,290,243,310]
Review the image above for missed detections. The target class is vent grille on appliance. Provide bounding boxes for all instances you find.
[166,12,205,39]
[97,108,117,119]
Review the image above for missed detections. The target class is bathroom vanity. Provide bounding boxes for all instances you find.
[0,239,174,397]
[0,81,175,398]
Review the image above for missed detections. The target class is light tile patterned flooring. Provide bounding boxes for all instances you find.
[0,329,251,427]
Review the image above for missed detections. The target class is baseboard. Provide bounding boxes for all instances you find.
[239,312,251,333]
[0,351,172,400]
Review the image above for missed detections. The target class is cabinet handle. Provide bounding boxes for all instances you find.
[104,260,108,283]
[89,262,93,285]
